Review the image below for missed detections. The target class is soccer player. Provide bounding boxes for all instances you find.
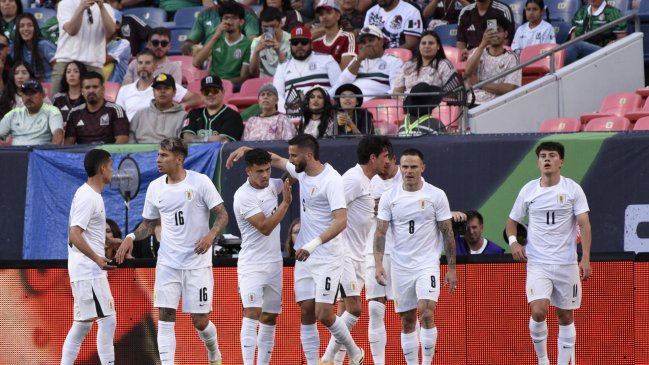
[506,141,592,365]
[374,148,457,365]
[233,148,293,365]
[365,153,401,365]
[62,149,119,365]
[320,135,393,365]
[226,134,365,365]
[116,137,229,365]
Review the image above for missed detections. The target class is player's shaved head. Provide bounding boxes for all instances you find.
[536,141,564,159]
[244,148,272,166]
[84,149,112,177]
[288,134,320,160]
[160,137,188,160]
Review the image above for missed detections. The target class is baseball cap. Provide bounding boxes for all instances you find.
[21,79,44,93]
[258,83,278,97]
[315,0,340,12]
[358,25,385,41]
[201,75,224,90]
[290,26,312,40]
[152,73,176,89]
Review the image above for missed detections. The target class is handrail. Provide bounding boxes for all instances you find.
[472,11,639,90]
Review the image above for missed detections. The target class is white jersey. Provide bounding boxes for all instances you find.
[336,54,403,102]
[511,20,556,53]
[286,162,346,259]
[377,181,452,270]
[365,168,402,255]
[143,170,223,269]
[509,176,589,265]
[364,0,423,49]
[68,183,107,282]
[233,178,284,266]
[341,164,374,262]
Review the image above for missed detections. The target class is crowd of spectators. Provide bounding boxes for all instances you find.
[0,0,631,145]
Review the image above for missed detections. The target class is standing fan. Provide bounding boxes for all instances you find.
[113,156,141,233]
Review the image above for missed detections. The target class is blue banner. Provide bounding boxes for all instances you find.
[23,143,222,260]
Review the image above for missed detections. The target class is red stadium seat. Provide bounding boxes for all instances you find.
[583,116,632,131]
[443,46,465,75]
[363,98,405,126]
[636,87,649,99]
[169,55,209,85]
[432,105,460,132]
[520,43,565,85]
[373,120,398,135]
[104,82,120,103]
[580,92,643,124]
[225,103,239,112]
[633,116,649,130]
[41,82,51,97]
[538,117,582,132]
[384,48,413,63]
[227,77,273,108]
[625,98,649,121]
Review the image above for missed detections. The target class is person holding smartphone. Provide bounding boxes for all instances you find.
[248,7,291,78]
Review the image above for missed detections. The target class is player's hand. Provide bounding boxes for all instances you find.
[375,265,387,286]
[106,237,122,250]
[94,256,117,270]
[195,233,215,255]
[579,258,592,281]
[295,248,310,261]
[115,236,133,264]
[226,146,252,169]
[80,0,95,9]
[445,267,457,294]
[281,179,292,205]
[451,211,467,222]
[511,241,527,262]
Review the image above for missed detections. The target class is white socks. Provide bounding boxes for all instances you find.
[158,321,176,365]
[197,321,221,363]
[60,321,92,365]
[327,316,361,359]
[322,312,359,363]
[420,327,438,365]
[557,323,576,365]
[257,323,276,365]
[240,317,258,365]
[301,324,320,365]
[529,318,549,365]
[368,301,387,365]
[96,315,116,365]
[401,330,419,365]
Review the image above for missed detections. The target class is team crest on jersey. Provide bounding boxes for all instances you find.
[185,190,193,201]
[420,200,426,209]
[109,299,114,310]
[309,62,317,71]
[248,293,255,302]
[100,113,110,126]
[234,49,243,59]
[390,15,403,30]
[351,281,357,291]
[558,193,566,204]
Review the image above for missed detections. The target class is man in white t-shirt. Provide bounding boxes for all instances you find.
[320,135,393,365]
[374,148,457,365]
[116,137,229,365]
[506,141,592,365]
[363,0,423,50]
[52,0,116,95]
[233,148,293,365]
[226,134,365,365]
[62,149,119,365]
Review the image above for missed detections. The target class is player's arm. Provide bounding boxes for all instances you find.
[577,212,592,281]
[226,146,288,171]
[115,218,159,263]
[247,180,292,236]
[195,203,229,254]
[295,208,347,261]
[438,218,457,293]
[69,225,116,270]
[506,217,526,262]
[373,218,389,286]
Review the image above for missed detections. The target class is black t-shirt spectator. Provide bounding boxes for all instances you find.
[457,0,515,49]
[181,105,244,141]
[53,93,84,122]
[65,101,129,144]
[120,15,151,57]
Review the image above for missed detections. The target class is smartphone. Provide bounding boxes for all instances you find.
[263,26,274,40]
[487,19,497,32]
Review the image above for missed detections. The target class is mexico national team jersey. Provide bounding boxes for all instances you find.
[68,183,107,282]
[341,164,374,262]
[286,162,346,259]
[143,170,223,269]
[312,29,357,64]
[509,176,589,265]
[364,0,423,48]
[337,54,403,101]
[233,178,284,266]
[365,168,402,255]
[377,181,451,270]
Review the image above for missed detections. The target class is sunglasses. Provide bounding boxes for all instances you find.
[151,40,170,47]
[202,87,222,96]
[87,8,93,24]
[290,39,309,46]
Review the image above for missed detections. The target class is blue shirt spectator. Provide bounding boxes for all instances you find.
[12,13,56,82]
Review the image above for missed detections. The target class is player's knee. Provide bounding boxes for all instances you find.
[346,297,362,317]
[191,313,210,330]
[259,312,278,325]
[400,310,417,332]
[243,307,262,321]
[419,311,435,328]
[530,307,548,322]
[159,308,177,322]
[556,310,574,325]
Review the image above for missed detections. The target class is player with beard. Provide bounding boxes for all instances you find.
[273,26,340,114]
[363,0,423,50]
[64,71,129,144]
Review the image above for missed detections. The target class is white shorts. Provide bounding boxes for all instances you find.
[238,261,283,314]
[339,256,365,298]
[71,276,116,321]
[526,262,581,310]
[365,253,393,300]
[392,266,440,313]
[154,264,214,314]
[294,257,343,304]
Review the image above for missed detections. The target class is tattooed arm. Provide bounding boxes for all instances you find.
[438,218,457,293]
[195,203,229,255]
[373,219,389,286]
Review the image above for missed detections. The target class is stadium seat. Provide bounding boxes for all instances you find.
[227,77,273,108]
[625,98,649,121]
[41,82,51,97]
[580,92,643,123]
[169,27,192,55]
[173,6,204,27]
[545,0,580,22]
[225,103,239,112]
[363,99,405,126]
[24,8,56,27]
[636,86,649,99]
[168,55,209,85]
[373,120,398,136]
[500,0,526,25]
[633,116,649,130]
[123,7,167,28]
[442,46,465,75]
[384,48,413,63]
[435,24,458,47]
[433,105,461,131]
[538,117,582,132]
[552,21,572,44]
[187,79,234,102]
[520,43,565,85]
[583,116,632,131]
[105,82,120,103]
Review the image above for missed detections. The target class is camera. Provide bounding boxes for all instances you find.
[453,221,467,236]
